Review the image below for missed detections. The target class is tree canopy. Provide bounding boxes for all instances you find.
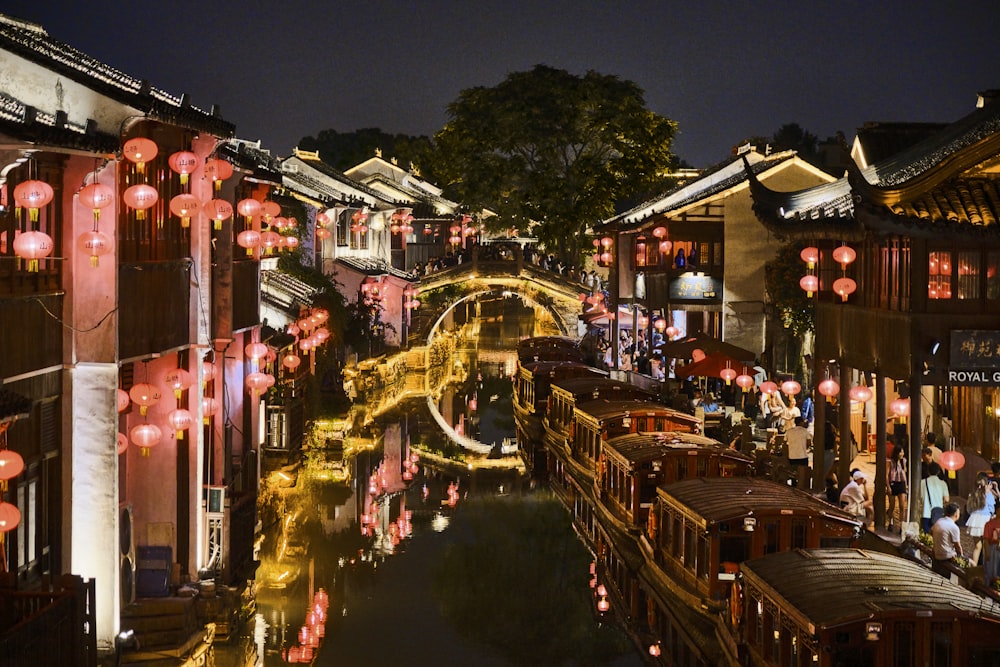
[764,242,815,336]
[426,65,677,260]
[298,127,434,172]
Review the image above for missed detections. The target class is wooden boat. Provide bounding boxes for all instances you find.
[516,335,584,363]
[544,376,659,448]
[737,548,1000,666]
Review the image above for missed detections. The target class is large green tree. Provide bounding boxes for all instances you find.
[298,127,434,172]
[427,65,677,260]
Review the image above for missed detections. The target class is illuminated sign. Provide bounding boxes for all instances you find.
[951,330,1000,368]
[669,274,723,301]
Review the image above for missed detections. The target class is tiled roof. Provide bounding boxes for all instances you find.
[218,140,282,183]
[335,256,414,281]
[0,91,120,153]
[284,155,391,205]
[853,121,947,166]
[261,270,318,317]
[741,549,1000,626]
[0,14,235,138]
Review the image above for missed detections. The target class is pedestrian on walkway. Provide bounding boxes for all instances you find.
[983,509,1000,586]
[785,416,811,488]
[920,463,950,532]
[931,502,963,578]
[840,470,873,528]
[965,473,1000,565]
[886,446,908,532]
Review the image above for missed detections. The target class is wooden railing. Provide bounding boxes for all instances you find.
[0,574,96,667]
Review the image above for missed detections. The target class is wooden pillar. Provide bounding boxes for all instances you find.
[873,372,887,529]
[908,369,923,526]
[838,362,853,488]
[812,354,827,492]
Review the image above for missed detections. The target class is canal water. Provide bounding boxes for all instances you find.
[238,293,643,666]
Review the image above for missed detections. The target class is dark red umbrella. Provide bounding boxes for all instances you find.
[674,352,756,379]
[658,331,756,362]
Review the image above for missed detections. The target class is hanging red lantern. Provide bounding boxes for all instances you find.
[259,230,281,255]
[313,327,329,343]
[237,230,261,256]
[246,372,270,396]
[285,235,300,250]
[236,198,262,222]
[283,354,302,371]
[164,367,194,399]
[599,251,612,264]
[130,423,162,457]
[117,388,131,412]
[720,367,737,384]
[168,151,200,185]
[123,184,158,220]
[652,226,667,239]
[245,342,269,363]
[890,397,910,418]
[781,379,801,396]
[0,450,25,480]
[799,246,819,269]
[665,326,680,340]
[0,502,21,532]
[203,199,233,230]
[13,230,54,272]
[799,274,818,297]
[848,384,873,403]
[203,159,233,191]
[167,408,194,440]
[123,137,158,173]
[832,245,856,269]
[939,449,966,471]
[79,183,115,221]
[169,193,200,228]
[129,383,161,416]
[760,381,778,396]
[832,277,857,302]
[13,180,54,221]
[77,230,113,268]
[315,227,332,242]
[817,378,840,398]
[735,374,755,392]
[316,211,330,227]
[271,216,288,230]
[201,396,219,424]
[658,240,672,255]
[117,433,129,455]
[260,200,281,220]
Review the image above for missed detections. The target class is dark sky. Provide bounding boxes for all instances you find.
[5,1,999,167]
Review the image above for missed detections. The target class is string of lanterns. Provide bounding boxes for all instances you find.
[798,243,857,301]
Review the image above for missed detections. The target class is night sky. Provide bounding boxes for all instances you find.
[4,1,999,168]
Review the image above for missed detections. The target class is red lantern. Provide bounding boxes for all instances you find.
[799,246,819,269]
[236,198,262,221]
[652,226,667,239]
[0,450,25,480]
[597,597,610,613]
[129,383,161,416]
[760,381,778,396]
[164,368,194,398]
[316,212,330,227]
[77,230,113,267]
[201,396,219,424]
[799,274,818,297]
[13,230,54,272]
[315,227,332,242]
[735,374,755,392]
[259,230,281,255]
[599,251,612,264]
[117,433,129,455]
[658,240,672,255]
[123,137,158,173]
[123,184,158,221]
[130,423,162,457]
[600,236,613,249]
[283,354,302,371]
[817,378,840,398]
[939,449,966,471]
[170,193,201,228]
[237,230,261,257]
[246,372,271,396]
[203,159,233,191]
[204,199,233,230]
[720,367,737,384]
[832,245,856,269]
[832,277,856,302]
[168,151,200,185]
[665,325,680,339]
[13,180,54,221]
[167,408,194,440]
[79,183,115,220]
[285,235,300,250]
[260,200,281,220]
[117,388,131,412]
[781,379,801,396]
[890,397,910,418]
[848,384,873,403]
[0,502,21,532]
[245,342,269,363]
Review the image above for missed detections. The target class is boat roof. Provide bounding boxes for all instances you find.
[603,432,749,465]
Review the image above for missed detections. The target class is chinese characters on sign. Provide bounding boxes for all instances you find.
[669,274,722,301]
[949,330,1000,385]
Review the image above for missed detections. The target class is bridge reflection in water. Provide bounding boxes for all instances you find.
[244,290,640,665]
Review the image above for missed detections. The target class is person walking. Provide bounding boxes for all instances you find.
[983,508,1000,586]
[785,416,812,488]
[920,462,950,533]
[886,446,908,532]
[965,473,1000,565]
[931,502,964,578]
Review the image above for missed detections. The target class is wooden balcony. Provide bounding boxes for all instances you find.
[0,574,96,667]
[0,294,63,379]
[118,261,191,360]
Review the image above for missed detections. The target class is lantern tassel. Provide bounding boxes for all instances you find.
[90,256,99,268]
[180,174,189,186]
[176,430,184,440]
[142,447,150,457]
[214,220,223,231]
[27,259,39,273]
[181,216,190,229]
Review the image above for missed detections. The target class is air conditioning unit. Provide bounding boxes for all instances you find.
[119,504,136,606]
[205,486,226,515]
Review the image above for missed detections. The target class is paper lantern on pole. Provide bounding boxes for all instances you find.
[13,230,54,272]
[720,367,737,385]
[164,367,194,399]
[0,502,21,532]
[315,227,332,243]
[817,378,840,399]
[890,397,910,420]
[130,423,162,457]
[832,245,856,269]
[203,159,233,191]
[13,180,54,222]
[77,230,113,267]
[203,199,233,231]
[0,450,25,481]
[123,137,158,173]
[79,182,115,221]
[237,229,261,256]
[123,184,158,221]
[939,449,966,472]
[799,274,818,297]
[168,151,200,185]
[781,379,801,397]
[760,381,778,396]
[201,396,219,424]
[735,374,755,392]
[848,383,873,403]
[799,246,819,269]
[129,383,161,416]
[167,408,194,440]
[832,277,857,302]
[236,198,261,224]
[169,193,200,228]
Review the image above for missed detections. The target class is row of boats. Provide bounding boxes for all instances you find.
[512,336,1000,667]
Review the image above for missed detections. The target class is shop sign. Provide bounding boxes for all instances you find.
[669,274,722,301]
[946,369,1000,386]
[951,330,1000,367]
